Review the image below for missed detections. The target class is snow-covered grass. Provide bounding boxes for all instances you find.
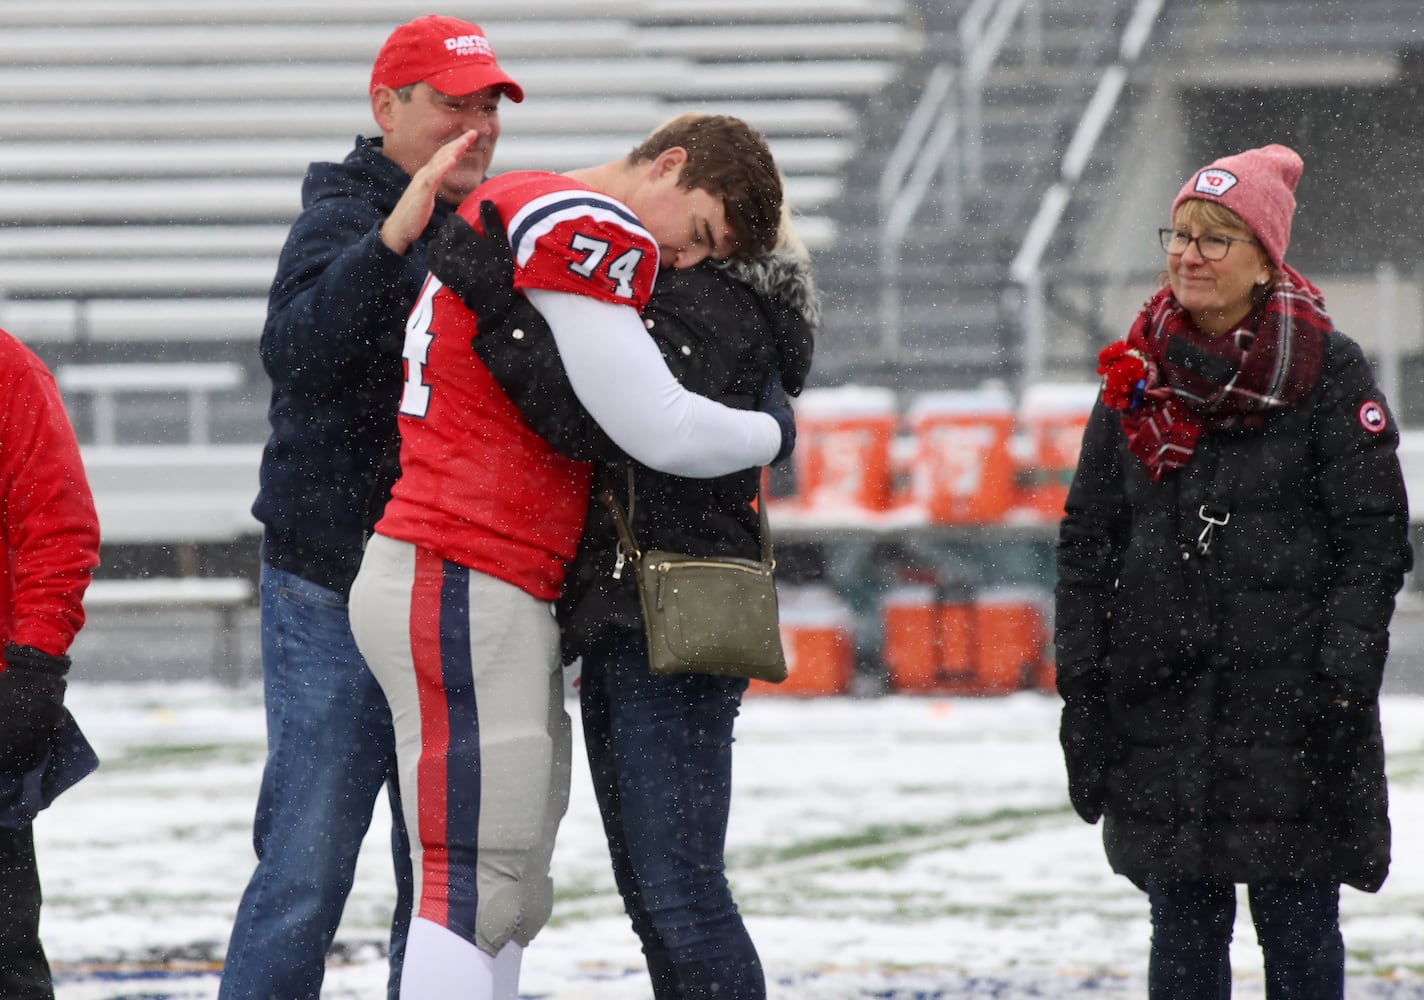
[37,682,1424,999]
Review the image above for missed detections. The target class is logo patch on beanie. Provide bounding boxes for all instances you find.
[1193,168,1238,197]
[1358,400,1387,433]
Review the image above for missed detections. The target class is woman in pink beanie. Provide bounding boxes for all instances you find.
[1055,144,1412,998]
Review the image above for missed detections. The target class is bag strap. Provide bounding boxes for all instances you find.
[600,467,642,564]
[599,466,774,566]
[755,480,772,565]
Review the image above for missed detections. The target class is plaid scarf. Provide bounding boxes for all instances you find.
[1097,264,1330,481]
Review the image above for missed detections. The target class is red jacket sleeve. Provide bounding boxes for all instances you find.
[0,333,100,658]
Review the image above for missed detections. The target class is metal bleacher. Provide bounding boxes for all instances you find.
[0,2,920,367]
[0,0,922,555]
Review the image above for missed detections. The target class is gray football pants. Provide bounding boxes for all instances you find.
[350,532,571,956]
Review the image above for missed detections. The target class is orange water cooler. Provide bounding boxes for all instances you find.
[907,387,1017,524]
[1016,382,1100,521]
[973,586,1051,694]
[791,386,898,514]
[881,584,977,694]
[749,585,855,697]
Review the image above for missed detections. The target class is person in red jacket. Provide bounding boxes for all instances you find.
[0,327,100,998]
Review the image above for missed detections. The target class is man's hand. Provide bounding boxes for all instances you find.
[380,129,481,255]
[0,644,69,774]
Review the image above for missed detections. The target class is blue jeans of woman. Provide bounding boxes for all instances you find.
[1146,878,1344,1000]
[580,630,764,1000]
[219,564,411,1000]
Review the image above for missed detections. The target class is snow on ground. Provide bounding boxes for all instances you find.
[34,681,1424,999]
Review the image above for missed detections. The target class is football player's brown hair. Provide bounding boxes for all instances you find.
[627,114,783,259]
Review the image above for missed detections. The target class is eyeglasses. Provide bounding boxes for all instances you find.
[1158,228,1257,261]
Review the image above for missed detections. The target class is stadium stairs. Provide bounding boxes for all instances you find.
[812,0,1154,393]
[814,0,1424,396]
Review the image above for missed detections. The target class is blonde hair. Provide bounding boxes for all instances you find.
[773,200,811,264]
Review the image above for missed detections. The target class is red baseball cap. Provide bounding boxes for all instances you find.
[369,15,524,102]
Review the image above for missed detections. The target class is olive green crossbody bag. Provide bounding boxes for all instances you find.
[600,475,787,684]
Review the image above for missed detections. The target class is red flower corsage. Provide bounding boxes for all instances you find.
[1096,341,1157,411]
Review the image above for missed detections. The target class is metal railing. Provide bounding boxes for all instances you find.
[878,63,958,357]
[959,0,1040,185]
[877,0,1041,356]
[1009,0,1165,389]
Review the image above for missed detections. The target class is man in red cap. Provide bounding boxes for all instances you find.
[222,15,523,1000]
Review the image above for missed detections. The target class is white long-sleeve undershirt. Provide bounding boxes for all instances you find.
[525,287,780,478]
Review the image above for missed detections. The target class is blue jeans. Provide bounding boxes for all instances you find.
[219,564,411,1000]
[1146,878,1344,1000]
[579,631,764,1000]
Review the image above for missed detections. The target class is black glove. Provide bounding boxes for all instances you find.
[1058,669,1113,824]
[758,374,796,466]
[0,644,69,775]
[426,200,517,334]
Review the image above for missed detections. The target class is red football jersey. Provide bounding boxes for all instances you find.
[377,172,659,600]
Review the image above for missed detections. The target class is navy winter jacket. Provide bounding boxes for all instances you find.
[252,136,455,595]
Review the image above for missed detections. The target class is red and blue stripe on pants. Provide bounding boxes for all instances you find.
[410,548,482,942]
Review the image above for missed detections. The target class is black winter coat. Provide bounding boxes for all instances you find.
[556,255,816,664]
[1055,329,1411,892]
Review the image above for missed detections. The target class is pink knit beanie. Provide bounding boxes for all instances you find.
[1171,143,1303,269]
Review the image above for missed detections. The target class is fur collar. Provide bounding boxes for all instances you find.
[717,249,821,330]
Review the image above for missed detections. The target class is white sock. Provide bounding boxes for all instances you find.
[399,916,498,1000]
[492,941,524,1000]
